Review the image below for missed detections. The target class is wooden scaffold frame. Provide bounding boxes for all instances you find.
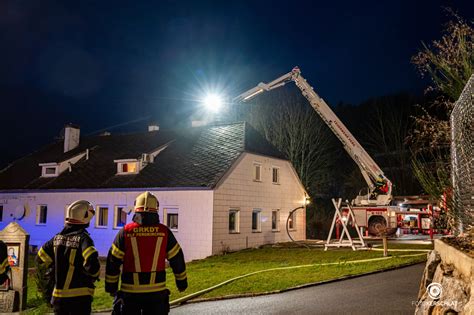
[324,198,367,251]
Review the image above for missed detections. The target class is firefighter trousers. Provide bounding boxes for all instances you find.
[53,296,92,315]
[113,290,170,315]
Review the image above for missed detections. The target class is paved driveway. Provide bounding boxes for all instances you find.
[170,263,424,315]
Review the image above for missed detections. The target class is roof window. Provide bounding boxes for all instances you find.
[115,159,139,175]
[39,149,88,178]
[39,163,59,177]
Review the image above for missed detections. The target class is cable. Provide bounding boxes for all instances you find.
[85,116,151,136]
[286,206,310,249]
[371,248,430,252]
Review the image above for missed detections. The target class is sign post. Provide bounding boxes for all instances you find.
[0,222,30,312]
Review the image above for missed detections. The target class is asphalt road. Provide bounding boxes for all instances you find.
[170,263,425,315]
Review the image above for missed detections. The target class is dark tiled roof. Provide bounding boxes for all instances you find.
[0,122,287,190]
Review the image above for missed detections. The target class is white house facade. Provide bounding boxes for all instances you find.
[212,152,306,254]
[0,122,307,261]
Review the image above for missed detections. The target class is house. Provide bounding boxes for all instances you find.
[0,122,307,261]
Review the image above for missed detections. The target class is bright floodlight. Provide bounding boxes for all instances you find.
[203,94,222,112]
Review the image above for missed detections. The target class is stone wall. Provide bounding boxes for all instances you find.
[415,239,473,314]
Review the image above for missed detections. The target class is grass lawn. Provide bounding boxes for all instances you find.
[25,242,431,313]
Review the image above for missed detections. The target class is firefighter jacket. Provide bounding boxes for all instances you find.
[0,241,9,285]
[36,225,100,300]
[105,212,187,294]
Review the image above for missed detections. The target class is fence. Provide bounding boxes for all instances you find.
[451,74,474,233]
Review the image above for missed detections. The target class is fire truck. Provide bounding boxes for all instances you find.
[234,67,399,236]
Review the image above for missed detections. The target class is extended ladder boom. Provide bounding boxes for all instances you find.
[234,67,392,205]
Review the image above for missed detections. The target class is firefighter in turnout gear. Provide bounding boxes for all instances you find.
[105,191,187,315]
[36,200,100,315]
[0,240,10,286]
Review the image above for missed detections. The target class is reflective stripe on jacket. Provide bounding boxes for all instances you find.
[105,217,187,294]
[36,226,100,300]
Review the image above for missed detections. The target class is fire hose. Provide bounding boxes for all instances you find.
[170,252,426,306]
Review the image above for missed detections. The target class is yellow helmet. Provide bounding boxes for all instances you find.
[65,200,95,225]
[134,191,159,213]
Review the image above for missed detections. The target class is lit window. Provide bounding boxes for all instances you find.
[114,206,127,228]
[167,213,179,230]
[229,209,240,233]
[115,160,139,175]
[272,167,280,184]
[121,162,138,174]
[272,210,280,231]
[253,163,262,181]
[288,212,296,230]
[96,206,109,227]
[252,209,262,232]
[0,205,3,222]
[36,205,48,225]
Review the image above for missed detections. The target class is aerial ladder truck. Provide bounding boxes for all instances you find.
[234,67,398,235]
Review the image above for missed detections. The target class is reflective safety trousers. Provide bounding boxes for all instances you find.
[105,222,187,294]
[36,228,100,300]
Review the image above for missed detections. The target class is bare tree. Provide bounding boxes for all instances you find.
[242,88,338,196]
[360,94,420,195]
[410,10,473,233]
[410,11,473,149]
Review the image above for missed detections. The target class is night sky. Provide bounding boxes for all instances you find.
[0,0,472,168]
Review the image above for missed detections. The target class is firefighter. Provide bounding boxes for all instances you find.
[105,191,187,315]
[36,200,100,315]
[0,240,9,285]
[375,176,389,194]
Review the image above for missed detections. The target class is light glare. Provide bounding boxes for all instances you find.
[204,94,222,112]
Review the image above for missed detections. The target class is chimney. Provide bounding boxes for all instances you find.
[64,124,80,153]
[148,124,159,132]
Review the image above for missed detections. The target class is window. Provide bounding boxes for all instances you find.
[40,164,59,177]
[229,209,240,233]
[0,205,3,222]
[45,167,56,175]
[163,208,178,230]
[167,213,179,230]
[272,210,280,231]
[252,209,262,232]
[288,212,296,230]
[36,205,48,225]
[115,159,139,175]
[114,206,127,228]
[272,167,280,184]
[120,162,138,174]
[96,206,109,227]
[253,163,262,181]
